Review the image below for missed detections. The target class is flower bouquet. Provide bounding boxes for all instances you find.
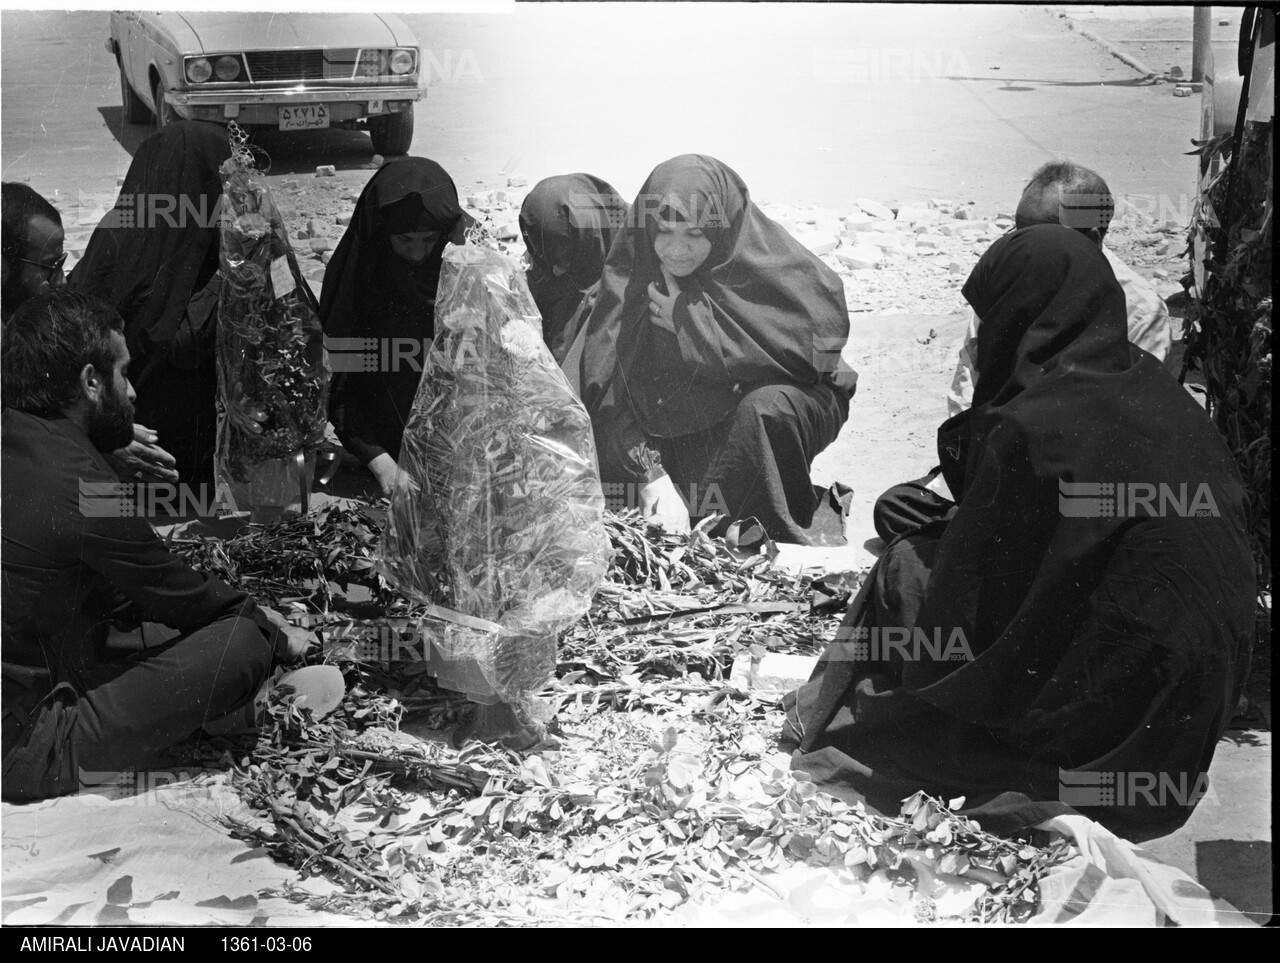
[215,146,329,521]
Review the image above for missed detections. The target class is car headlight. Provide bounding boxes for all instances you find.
[214,55,242,82]
[389,48,415,75]
[185,57,213,83]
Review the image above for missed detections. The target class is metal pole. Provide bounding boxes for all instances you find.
[1193,6,1213,83]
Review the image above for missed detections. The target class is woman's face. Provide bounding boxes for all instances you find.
[652,219,712,279]
[389,231,441,266]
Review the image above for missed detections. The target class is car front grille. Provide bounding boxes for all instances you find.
[244,49,361,83]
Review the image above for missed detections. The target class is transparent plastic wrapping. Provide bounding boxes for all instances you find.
[378,243,611,714]
[214,149,330,519]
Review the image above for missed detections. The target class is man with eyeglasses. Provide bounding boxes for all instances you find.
[2,182,67,323]
[3,182,178,484]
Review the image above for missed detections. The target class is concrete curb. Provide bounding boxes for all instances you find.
[1045,7,1163,81]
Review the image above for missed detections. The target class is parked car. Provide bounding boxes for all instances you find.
[107,11,426,155]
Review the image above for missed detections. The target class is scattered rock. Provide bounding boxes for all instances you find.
[309,238,332,254]
[1169,65,1185,79]
[811,218,842,238]
[915,235,943,251]
[370,154,385,168]
[948,259,967,274]
[896,206,942,227]
[320,250,333,265]
[315,165,336,177]
[507,175,528,188]
[281,179,299,190]
[306,218,327,238]
[874,233,908,253]
[928,198,956,212]
[795,232,839,256]
[1152,268,1169,280]
[496,221,521,242]
[336,213,352,226]
[841,212,875,234]
[855,198,895,220]
[295,228,310,240]
[952,206,977,221]
[1173,86,1192,97]
[835,245,883,270]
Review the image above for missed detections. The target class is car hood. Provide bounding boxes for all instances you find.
[174,12,413,54]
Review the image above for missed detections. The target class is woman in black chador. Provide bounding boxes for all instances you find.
[319,158,471,495]
[579,154,857,542]
[782,225,1254,838]
[518,173,626,365]
[72,121,231,486]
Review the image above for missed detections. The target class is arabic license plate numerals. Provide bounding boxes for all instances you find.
[279,104,329,131]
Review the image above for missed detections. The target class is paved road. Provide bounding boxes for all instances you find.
[3,4,1203,215]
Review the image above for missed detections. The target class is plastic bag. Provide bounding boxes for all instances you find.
[378,243,610,715]
[214,142,329,520]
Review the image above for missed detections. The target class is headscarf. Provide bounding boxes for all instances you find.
[518,174,625,354]
[785,225,1253,831]
[319,157,470,342]
[579,154,853,438]
[70,121,230,370]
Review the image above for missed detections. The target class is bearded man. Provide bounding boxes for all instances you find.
[1,291,312,801]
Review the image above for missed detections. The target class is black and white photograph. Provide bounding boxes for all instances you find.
[0,0,1271,932]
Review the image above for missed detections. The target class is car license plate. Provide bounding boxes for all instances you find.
[279,104,329,131]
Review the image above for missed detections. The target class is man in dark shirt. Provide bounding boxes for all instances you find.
[2,290,309,802]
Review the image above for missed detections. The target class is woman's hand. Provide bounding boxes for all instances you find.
[369,452,419,498]
[647,266,682,331]
[109,424,180,483]
[639,473,690,534]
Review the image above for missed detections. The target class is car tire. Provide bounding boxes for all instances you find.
[152,78,180,130]
[369,110,414,155]
[120,59,150,124]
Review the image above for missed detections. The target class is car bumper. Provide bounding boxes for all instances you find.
[169,85,422,123]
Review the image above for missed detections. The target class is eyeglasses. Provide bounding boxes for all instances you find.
[10,251,68,281]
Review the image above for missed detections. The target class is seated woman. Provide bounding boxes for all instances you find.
[518,173,626,366]
[781,225,1254,837]
[579,154,857,542]
[319,158,471,496]
[71,121,230,487]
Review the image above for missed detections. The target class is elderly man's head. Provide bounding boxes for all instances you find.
[2,290,136,452]
[2,183,67,323]
[1015,161,1113,246]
